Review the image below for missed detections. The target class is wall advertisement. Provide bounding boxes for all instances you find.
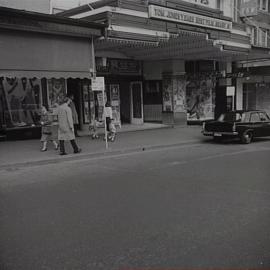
[186,74,216,121]
[173,77,186,113]
[47,78,66,107]
[110,84,121,127]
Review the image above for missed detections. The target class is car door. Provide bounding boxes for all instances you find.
[259,112,270,136]
[249,112,263,136]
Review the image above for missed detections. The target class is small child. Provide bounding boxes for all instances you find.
[40,106,58,151]
[107,121,116,142]
[89,117,100,139]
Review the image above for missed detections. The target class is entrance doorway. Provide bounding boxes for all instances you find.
[130,81,143,124]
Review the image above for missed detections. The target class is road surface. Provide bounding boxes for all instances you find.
[1,138,270,270]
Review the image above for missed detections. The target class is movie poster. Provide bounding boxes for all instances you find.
[47,78,66,107]
[173,77,186,113]
[110,84,121,127]
[1,77,42,128]
[163,76,173,112]
[186,75,215,121]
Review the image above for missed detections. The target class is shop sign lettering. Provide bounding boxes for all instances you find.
[149,5,232,32]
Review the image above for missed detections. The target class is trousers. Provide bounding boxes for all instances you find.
[59,140,79,154]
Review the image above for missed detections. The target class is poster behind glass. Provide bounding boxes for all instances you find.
[0,77,42,128]
[110,84,121,126]
[162,77,173,112]
[186,75,215,121]
[82,82,95,124]
[47,78,66,107]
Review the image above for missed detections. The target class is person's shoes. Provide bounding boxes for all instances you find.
[41,148,47,152]
[74,148,82,154]
[59,152,67,156]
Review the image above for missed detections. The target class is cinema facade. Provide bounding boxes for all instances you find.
[60,0,270,125]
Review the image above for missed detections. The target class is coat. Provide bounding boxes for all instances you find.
[57,103,75,141]
[69,100,79,124]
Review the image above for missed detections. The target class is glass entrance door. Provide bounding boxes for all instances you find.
[130,81,143,124]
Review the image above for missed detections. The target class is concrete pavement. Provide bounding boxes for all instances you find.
[0,125,203,169]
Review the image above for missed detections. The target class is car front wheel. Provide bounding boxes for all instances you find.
[241,131,253,144]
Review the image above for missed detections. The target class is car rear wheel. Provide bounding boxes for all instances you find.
[241,131,253,144]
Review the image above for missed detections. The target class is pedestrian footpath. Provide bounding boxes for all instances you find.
[0,125,203,169]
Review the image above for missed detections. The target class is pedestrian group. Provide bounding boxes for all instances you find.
[40,95,116,155]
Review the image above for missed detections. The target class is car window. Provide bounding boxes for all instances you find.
[218,112,243,122]
[250,113,260,122]
[259,112,268,121]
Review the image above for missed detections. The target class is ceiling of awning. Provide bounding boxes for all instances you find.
[95,29,260,62]
[0,70,92,79]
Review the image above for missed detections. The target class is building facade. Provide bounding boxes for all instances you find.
[60,0,270,126]
[1,0,270,140]
[0,7,103,139]
[236,0,270,117]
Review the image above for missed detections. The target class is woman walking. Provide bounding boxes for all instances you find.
[57,97,81,155]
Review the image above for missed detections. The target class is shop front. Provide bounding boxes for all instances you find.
[236,66,270,117]
[95,58,143,126]
[0,7,103,139]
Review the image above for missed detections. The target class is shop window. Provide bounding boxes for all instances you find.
[144,81,162,105]
[258,0,268,11]
[249,26,269,47]
[0,78,42,129]
[243,83,256,111]
[258,28,268,47]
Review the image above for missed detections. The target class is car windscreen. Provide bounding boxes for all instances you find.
[218,112,245,122]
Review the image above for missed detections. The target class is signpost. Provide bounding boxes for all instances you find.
[91,76,108,149]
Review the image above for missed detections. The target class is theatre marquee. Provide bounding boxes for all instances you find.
[149,5,232,32]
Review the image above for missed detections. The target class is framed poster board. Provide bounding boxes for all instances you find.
[47,78,66,108]
[110,84,121,127]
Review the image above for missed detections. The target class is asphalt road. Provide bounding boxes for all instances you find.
[1,138,270,270]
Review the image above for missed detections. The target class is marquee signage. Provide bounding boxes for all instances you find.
[148,5,232,32]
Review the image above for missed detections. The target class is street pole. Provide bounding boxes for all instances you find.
[102,88,108,149]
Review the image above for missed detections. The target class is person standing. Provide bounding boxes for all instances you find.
[67,94,79,137]
[57,97,81,155]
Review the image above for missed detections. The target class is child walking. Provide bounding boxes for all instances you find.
[104,101,116,142]
[40,106,58,151]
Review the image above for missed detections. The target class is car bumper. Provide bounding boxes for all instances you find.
[202,131,239,136]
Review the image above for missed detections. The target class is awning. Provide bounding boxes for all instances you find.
[0,70,93,79]
[96,29,252,61]
[0,31,95,79]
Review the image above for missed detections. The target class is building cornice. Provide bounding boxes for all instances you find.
[0,6,104,38]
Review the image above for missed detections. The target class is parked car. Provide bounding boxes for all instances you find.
[202,110,270,144]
